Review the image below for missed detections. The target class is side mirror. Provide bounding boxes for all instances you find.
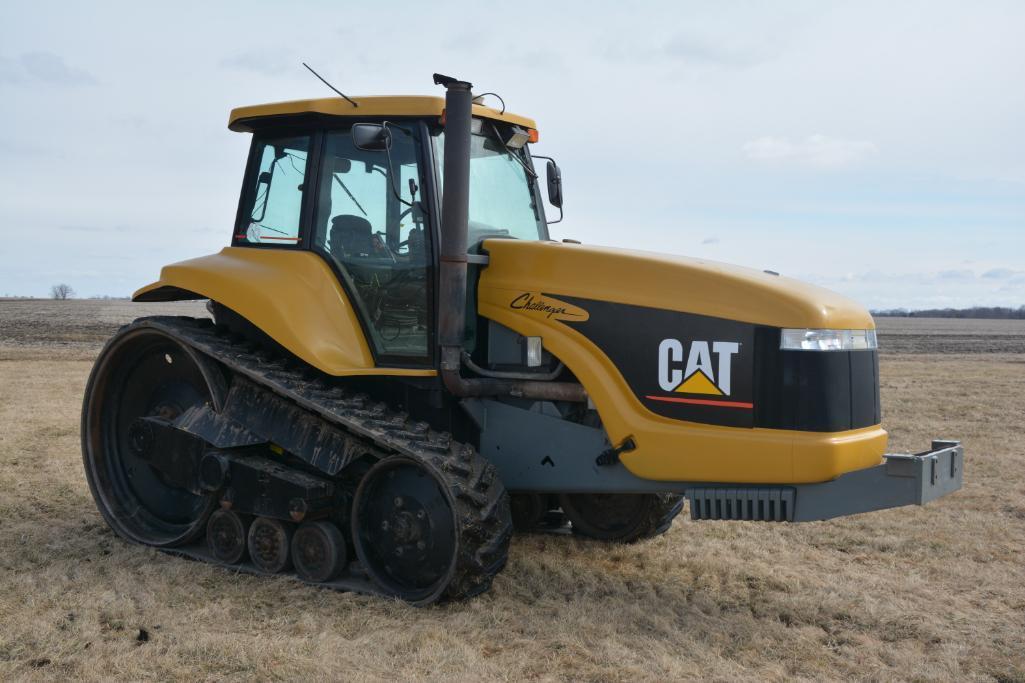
[546,160,563,208]
[352,123,391,151]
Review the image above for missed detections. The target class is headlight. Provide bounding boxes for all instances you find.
[780,328,878,351]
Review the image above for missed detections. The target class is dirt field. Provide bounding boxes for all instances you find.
[875,317,1025,354]
[1,301,1023,681]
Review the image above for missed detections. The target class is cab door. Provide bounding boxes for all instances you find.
[310,123,434,366]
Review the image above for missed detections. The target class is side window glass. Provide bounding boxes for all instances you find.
[237,135,309,245]
[314,126,429,359]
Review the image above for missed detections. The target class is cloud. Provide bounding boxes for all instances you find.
[510,49,564,70]
[12,52,98,85]
[0,137,48,156]
[58,225,132,233]
[662,33,777,68]
[701,237,719,245]
[440,30,487,54]
[0,56,20,83]
[804,268,1025,309]
[743,134,878,168]
[982,268,1023,279]
[219,51,291,77]
[937,269,975,280]
[598,31,778,69]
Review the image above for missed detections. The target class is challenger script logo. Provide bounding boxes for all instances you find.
[509,293,589,321]
[649,339,753,409]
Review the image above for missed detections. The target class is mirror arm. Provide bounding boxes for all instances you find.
[381,121,414,208]
[546,204,564,225]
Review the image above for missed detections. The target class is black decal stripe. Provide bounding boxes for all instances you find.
[553,295,756,429]
[556,295,880,433]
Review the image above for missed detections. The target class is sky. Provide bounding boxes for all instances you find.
[1,0,1023,309]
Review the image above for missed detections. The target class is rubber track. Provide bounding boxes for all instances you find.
[640,494,686,540]
[128,316,513,602]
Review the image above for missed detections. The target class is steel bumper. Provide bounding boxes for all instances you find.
[686,440,964,522]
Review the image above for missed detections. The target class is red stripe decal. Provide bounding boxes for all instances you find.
[233,235,300,242]
[645,395,754,409]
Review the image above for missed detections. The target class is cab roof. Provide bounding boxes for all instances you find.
[228,95,537,133]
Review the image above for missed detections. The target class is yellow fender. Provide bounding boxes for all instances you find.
[134,247,435,378]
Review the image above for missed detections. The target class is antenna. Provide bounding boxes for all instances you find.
[302,62,358,108]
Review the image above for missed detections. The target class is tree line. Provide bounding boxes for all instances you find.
[873,306,1025,319]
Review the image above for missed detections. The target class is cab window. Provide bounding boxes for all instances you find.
[236,135,310,246]
[313,125,429,359]
[433,127,546,248]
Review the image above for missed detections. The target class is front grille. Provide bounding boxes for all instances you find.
[754,327,881,432]
[686,487,796,522]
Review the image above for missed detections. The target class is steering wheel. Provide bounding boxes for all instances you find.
[371,232,397,263]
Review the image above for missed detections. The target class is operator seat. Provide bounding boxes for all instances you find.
[329,215,375,260]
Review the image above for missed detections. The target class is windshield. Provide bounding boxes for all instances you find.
[433,126,546,247]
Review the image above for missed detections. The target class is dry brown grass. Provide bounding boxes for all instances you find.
[1,303,1023,681]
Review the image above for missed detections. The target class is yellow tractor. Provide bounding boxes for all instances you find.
[82,74,963,603]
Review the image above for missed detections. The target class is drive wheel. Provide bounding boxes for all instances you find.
[81,326,220,547]
[207,509,250,564]
[559,493,684,542]
[248,517,294,573]
[292,521,347,583]
[352,451,512,604]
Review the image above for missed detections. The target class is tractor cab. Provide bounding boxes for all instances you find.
[226,95,558,362]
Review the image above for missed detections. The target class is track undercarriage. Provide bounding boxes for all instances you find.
[82,316,513,603]
[82,316,682,603]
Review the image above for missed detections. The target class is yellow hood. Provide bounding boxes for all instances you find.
[479,239,873,330]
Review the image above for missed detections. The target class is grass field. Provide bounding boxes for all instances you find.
[1,301,1023,681]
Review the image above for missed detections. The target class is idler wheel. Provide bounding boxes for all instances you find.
[81,327,219,548]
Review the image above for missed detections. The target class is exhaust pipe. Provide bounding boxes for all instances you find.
[432,74,586,403]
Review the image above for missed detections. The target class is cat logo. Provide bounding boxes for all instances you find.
[651,339,752,409]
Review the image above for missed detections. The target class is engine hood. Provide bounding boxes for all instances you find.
[477,239,885,484]
[479,239,873,329]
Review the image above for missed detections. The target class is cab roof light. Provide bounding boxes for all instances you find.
[780,328,878,351]
[505,126,530,149]
[528,128,539,143]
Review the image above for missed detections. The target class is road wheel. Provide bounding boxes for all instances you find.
[207,509,250,564]
[248,517,294,573]
[292,521,347,583]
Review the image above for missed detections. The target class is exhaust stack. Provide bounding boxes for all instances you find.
[432,74,586,403]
